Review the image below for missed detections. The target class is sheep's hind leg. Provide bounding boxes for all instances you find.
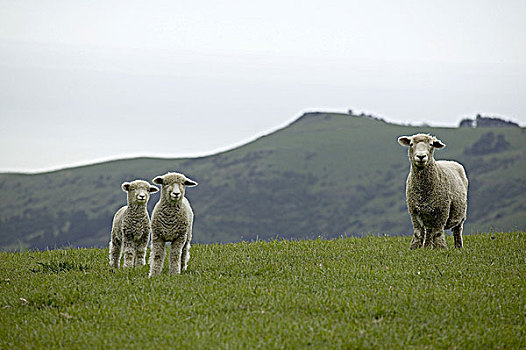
[149,240,166,277]
[424,228,447,249]
[109,235,122,268]
[452,221,464,248]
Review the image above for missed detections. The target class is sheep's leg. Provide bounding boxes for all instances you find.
[180,240,191,272]
[135,231,150,266]
[180,231,192,272]
[410,217,425,249]
[452,221,464,248]
[149,240,166,277]
[109,235,122,268]
[122,239,137,268]
[424,228,447,249]
[169,238,185,274]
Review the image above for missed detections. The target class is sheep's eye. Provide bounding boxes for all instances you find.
[409,142,414,146]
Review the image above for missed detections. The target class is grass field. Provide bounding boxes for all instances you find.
[2,114,525,250]
[1,232,524,349]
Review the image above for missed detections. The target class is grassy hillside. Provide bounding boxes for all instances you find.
[0,232,524,349]
[1,112,525,249]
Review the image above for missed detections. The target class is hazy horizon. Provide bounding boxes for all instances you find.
[1,1,525,172]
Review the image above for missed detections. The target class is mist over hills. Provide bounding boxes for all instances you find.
[1,112,524,250]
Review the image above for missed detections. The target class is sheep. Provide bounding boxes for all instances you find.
[398,133,468,249]
[149,172,198,277]
[109,180,158,268]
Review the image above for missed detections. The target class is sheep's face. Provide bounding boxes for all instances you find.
[122,180,159,205]
[398,134,445,169]
[153,172,198,204]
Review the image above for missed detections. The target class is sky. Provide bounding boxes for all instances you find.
[1,0,525,173]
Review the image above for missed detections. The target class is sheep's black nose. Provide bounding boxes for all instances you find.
[416,155,426,160]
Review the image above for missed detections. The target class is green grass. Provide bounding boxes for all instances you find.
[2,113,525,250]
[1,232,525,349]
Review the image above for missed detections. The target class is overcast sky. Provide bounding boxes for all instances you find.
[1,0,525,172]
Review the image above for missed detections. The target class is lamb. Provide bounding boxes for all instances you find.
[398,133,468,249]
[109,180,159,268]
[149,172,198,277]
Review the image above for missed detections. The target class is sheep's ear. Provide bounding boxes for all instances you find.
[398,136,411,147]
[121,182,131,192]
[153,176,164,185]
[184,178,198,187]
[432,139,445,149]
[149,185,159,193]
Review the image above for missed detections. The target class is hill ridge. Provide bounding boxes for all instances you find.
[1,112,524,249]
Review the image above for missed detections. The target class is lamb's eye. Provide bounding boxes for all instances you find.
[409,142,414,146]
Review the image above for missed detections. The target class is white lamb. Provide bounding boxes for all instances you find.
[109,180,158,268]
[149,172,198,277]
[398,133,468,249]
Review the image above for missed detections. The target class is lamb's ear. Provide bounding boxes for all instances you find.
[184,178,198,187]
[398,136,411,147]
[149,185,159,193]
[432,138,446,149]
[153,176,164,185]
[121,182,131,192]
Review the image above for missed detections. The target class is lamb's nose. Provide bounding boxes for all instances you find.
[416,155,426,160]
[138,194,146,200]
[171,192,180,198]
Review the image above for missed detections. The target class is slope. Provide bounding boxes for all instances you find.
[0,112,525,249]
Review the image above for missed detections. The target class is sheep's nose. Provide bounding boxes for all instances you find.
[171,192,180,198]
[137,194,146,200]
[416,155,426,161]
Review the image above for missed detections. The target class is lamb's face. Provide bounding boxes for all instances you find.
[153,172,198,204]
[122,180,159,205]
[398,134,445,169]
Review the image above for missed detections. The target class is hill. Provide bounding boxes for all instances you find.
[1,232,524,348]
[1,112,525,249]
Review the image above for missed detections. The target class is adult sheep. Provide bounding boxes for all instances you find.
[109,180,159,268]
[149,172,198,277]
[398,133,468,249]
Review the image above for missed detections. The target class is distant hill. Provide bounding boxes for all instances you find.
[1,112,525,250]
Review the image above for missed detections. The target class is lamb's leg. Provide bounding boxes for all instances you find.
[452,220,464,248]
[109,234,122,268]
[180,240,191,272]
[122,239,137,268]
[410,217,425,249]
[135,231,150,266]
[169,238,185,274]
[180,230,192,272]
[424,228,448,249]
[149,239,166,277]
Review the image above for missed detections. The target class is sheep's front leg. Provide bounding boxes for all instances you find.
[180,230,192,272]
[409,216,425,249]
[135,231,150,266]
[109,234,122,268]
[452,220,464,248]
[122,240,137,268]
[424,227,447,249]
[169,238,186,274]
[180,241,191,272]
[149,239,166,277]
